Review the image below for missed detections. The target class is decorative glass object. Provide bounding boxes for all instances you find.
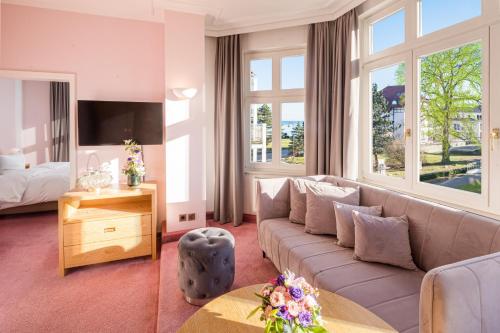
[77,153,113,194]
[77,168,113,194]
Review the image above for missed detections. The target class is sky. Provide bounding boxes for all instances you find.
[371,0,481,89]
[251,55,305,122]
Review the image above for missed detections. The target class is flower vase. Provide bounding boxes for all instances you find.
[127,174,141,187]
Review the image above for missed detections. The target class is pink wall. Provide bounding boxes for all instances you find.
[164,10,206,232]
[1,4,166,223]
[22,80,51,166]
[0,78,19,153]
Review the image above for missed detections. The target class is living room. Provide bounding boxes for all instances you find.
[0,0,499,332]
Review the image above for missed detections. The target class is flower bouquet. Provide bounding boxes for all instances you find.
[248,271,328,333]
[122,139,145,186]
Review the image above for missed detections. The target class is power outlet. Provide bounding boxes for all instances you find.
[188,213,196,221]
[179,214,188,222]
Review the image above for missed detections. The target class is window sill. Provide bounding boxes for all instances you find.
[244,168,306,177]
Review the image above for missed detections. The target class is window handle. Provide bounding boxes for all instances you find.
[405,128,411,138]
[490,128,499,151]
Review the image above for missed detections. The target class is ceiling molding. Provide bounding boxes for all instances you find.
[157,0,222,18]
[205,0,365,37]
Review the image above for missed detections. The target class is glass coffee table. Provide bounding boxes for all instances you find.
[178,284,397,333]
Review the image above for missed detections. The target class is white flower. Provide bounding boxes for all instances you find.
[269,291,286,307]
[287,301,301,317]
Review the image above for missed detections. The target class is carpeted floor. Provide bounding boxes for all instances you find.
[0,213,278,333]
[156,220,279,333]
[0,212,159,333]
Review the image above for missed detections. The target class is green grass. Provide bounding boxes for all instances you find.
[283,156,304,165]
[457,182,481,194]
[381,153,480,178]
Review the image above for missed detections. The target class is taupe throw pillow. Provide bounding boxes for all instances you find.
[334,203,382,248]
[304,183,359,235]
[289,178,337,225]
[352,212,417,270]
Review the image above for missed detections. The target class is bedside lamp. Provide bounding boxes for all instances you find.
[171,88,198,100]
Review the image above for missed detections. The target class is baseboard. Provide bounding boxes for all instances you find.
[206,211,256,223]
[162,213,257,243]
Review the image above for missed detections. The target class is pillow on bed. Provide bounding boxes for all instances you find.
[0,154,25,173]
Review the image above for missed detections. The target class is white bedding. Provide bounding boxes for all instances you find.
[0,162,70,210]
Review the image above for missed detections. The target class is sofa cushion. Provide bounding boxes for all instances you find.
[334,202,382,248]
[289,178,337,225]
[304,183,359,235]
[353,212,417,270]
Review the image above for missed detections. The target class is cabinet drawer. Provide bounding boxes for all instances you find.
[63,215,151,246]
[64,235,152,268]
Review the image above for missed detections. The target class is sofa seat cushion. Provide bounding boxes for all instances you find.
[316,262,424,332]
[259,217,424,333]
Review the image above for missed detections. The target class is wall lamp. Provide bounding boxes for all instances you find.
[171,88,198,100]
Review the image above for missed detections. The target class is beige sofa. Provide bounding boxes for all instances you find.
[256,176,500,333]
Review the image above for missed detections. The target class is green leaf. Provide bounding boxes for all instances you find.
[247,306,261,319]
[307,326,329,333]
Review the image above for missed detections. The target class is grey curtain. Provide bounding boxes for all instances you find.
[214,35,244,226]
[50,81,70,162]
[305,9,357,177]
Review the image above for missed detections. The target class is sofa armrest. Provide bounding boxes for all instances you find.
[256,178,290,225]
[420,252,500,333]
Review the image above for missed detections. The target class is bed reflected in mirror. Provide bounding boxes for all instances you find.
[0,71,76,215]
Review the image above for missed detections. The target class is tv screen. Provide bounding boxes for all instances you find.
[78,100,163,146]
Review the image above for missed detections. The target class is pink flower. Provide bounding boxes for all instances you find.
[260,286,272,297]
[274,286,286,294]
[303,295,317,310]
[270,291,286,307]
[287,301,301,317]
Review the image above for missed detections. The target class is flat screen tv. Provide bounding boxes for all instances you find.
[78,100,163,146]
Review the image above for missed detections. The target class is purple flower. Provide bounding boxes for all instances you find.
[289,287,303,300]
[127,157,133,161]
[298,311,312,327]
[276,274,286,286]
[277,306,291,320]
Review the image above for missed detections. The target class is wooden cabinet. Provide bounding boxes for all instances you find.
[58,184,157,276]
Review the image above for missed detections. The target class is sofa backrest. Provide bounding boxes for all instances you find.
[332,177,500,271]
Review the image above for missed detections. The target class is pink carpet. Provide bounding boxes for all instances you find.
[157,221,279,333]
[0,212,159,333]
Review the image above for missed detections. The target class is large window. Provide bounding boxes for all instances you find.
[361,0,494,211]
[245,49,305,173]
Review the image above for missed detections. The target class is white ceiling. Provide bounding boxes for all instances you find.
[2,0,363,36]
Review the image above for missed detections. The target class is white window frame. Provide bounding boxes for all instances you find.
[243,48,306,175]
[359,0,499,215]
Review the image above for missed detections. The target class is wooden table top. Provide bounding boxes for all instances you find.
[178,284,397,333]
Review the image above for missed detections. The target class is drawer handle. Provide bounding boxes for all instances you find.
[104,227,116,233]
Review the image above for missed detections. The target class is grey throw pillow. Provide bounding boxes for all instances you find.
[334,203,382,248]
[289,178,337,225]
[352,211,417,270]
[304,183,359,235]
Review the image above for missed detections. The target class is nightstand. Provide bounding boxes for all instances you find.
[58,183,157,276]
